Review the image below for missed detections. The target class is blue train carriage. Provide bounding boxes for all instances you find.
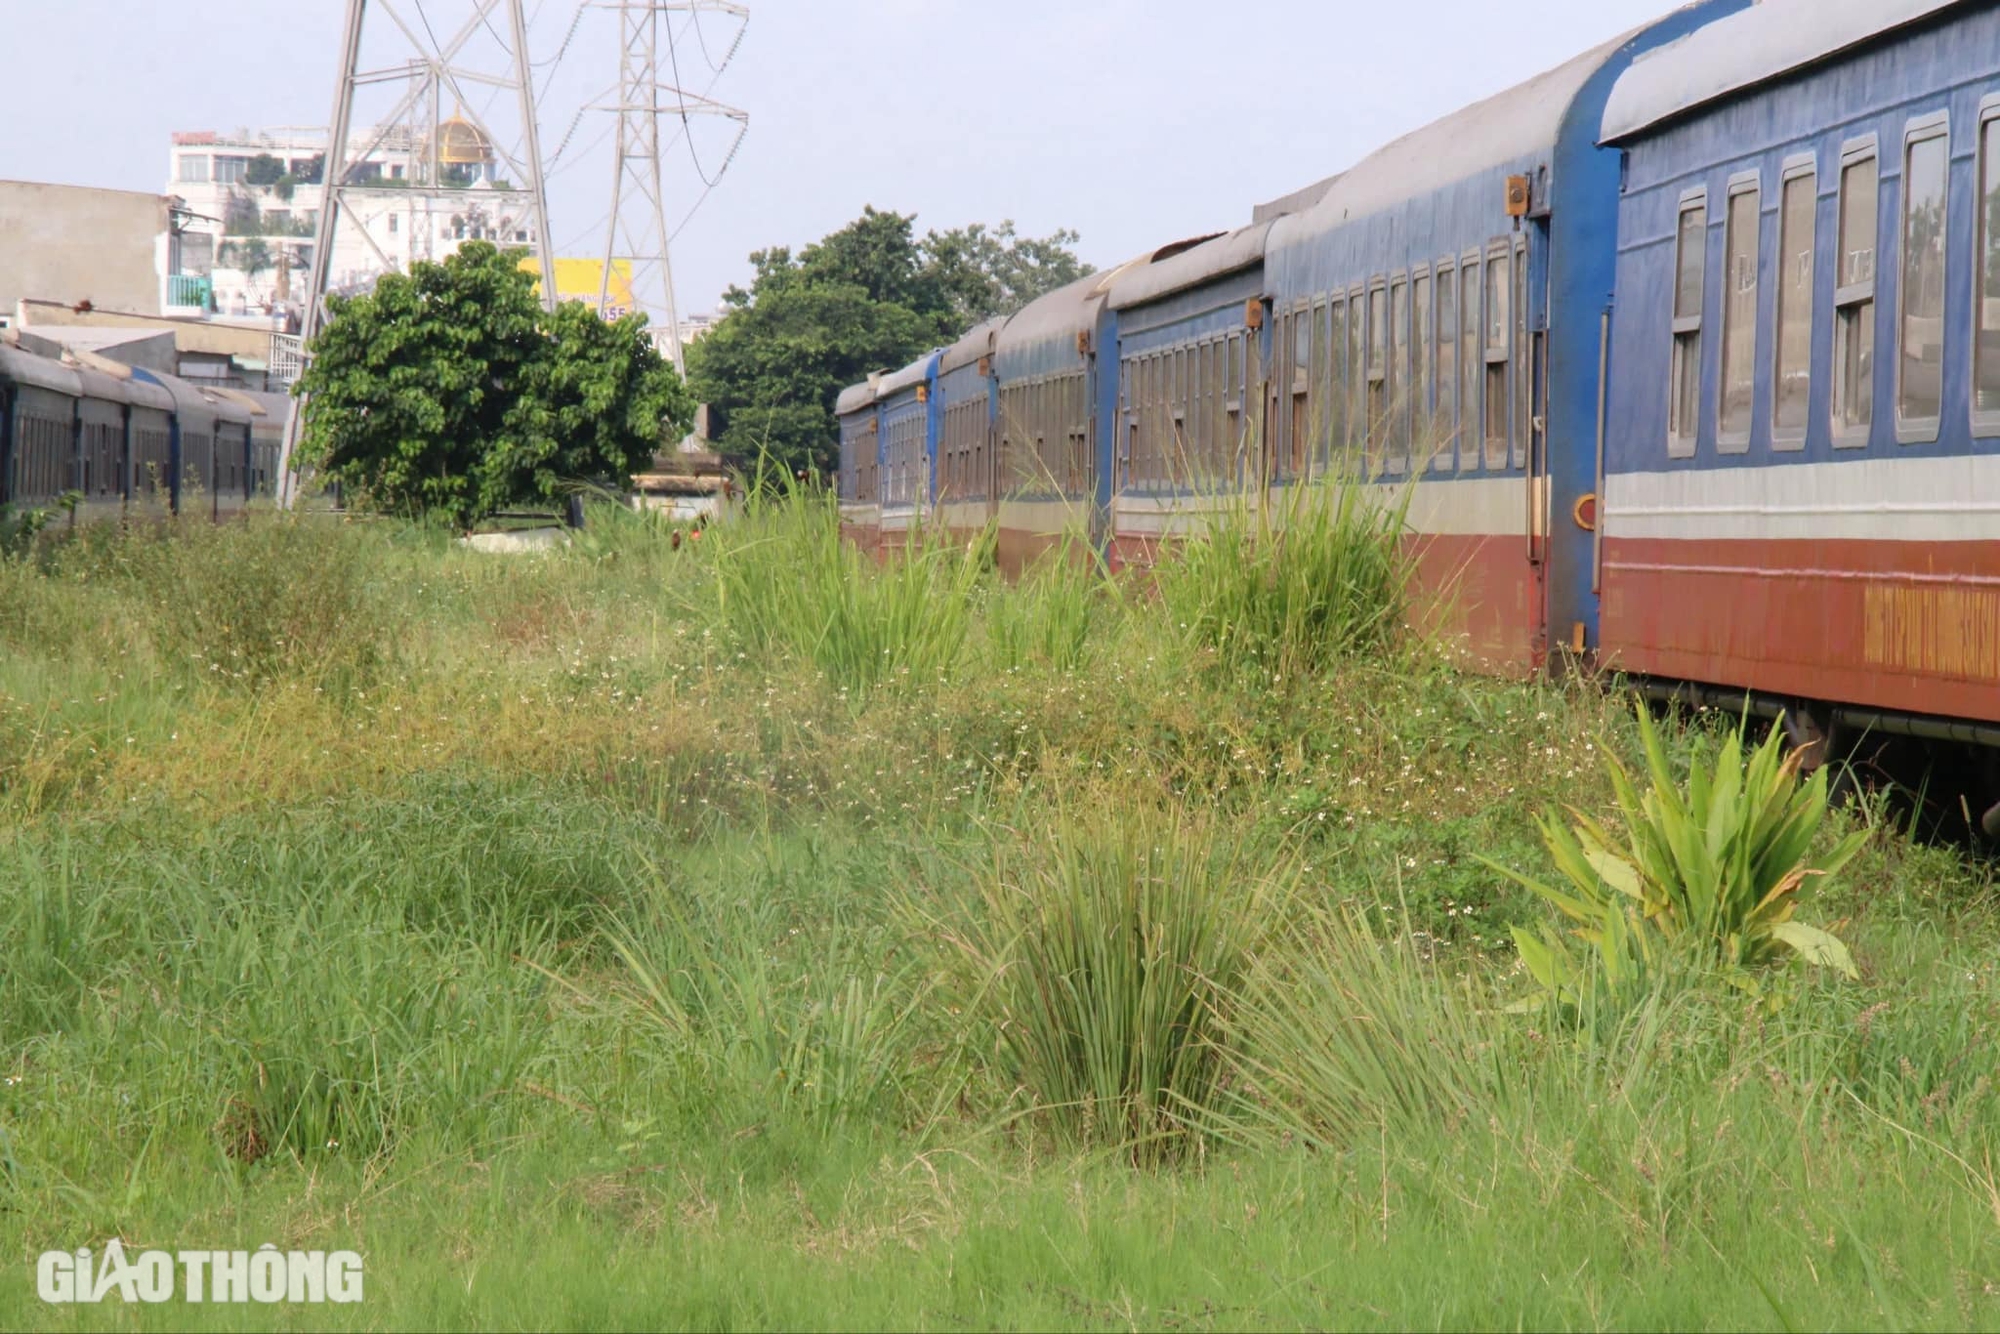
[934,315,1006,546]
[1597,0,2000,738]
[67,351,181,521]
[834,374,882,555]
[0,341,91,515]
[232,389,293,504]
[1261,1,1745,675]
[989,247,1213,572]
[131,369,256,523]
[991,272,1110,574]
[1105,223,1274,571]
[875,349,942,551]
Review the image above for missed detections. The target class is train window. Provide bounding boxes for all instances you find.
[1981,108,2000,431]
[1292,307,1312,478]
[1669,196,1706,458]
[1317,301,1336,462]
[1389,276,1410,475]
[1460,259,1480,471]
[1367,282,1389,472]
[1719,177,1761,450]
[1348,292,1366,466]
[1435,264,1457,471]
[1205,338,1218,462]
[1834,146,1878,444]
[1898,119,1949,440]
[1225,334,1235,463]
[1773,161,1816,447]
[1485,245,1512,470]
[1413,271,1434,470]
[1325,299,1346,460]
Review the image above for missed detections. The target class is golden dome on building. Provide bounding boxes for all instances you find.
[436,115,495,167]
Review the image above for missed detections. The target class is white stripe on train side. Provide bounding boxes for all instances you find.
[1605,455,2000,544]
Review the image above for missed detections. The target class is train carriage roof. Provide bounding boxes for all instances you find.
[940,315,1005,375]
[0,341,85,398]
[992,269,1119,378]
[835,376,881,417]
[1602,0,1964,142]
[132,368,255,426]
[878,350,940,399]
[65,347,177,413]
[1271,32,1635,253]
[1108,222,1273,313]
[993,239,1216,377]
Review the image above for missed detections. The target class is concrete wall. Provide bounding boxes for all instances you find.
[0,181,169,317]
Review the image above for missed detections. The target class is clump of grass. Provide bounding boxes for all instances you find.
[1227,898,1515,1149]
[705,488,985,696]
[1151,476,1408,678]
[1491,703,1868,1013]
[982,537,1113,675]
[930,798,1291,1164]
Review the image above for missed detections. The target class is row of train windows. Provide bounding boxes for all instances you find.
[8,415,73,499]
[842,426,879,503]
[1120,331,1253,488]
[1670,107,2000,453]
[883,412,927,505]
[1283,236,1531,478]
[999,376,1090,494]
[939,397,990,500]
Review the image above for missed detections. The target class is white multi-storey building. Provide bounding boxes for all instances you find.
[166,121,540,322]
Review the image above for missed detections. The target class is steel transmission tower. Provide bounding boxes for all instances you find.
[278,0,558,506]
[590,0,748,375]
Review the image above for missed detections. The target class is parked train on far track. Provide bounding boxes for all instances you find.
[838,0,2000,835]
[0,335,279,522]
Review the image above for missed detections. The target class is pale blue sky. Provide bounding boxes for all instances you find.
[1,0,1680,317]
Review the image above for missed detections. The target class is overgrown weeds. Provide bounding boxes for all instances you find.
[924,797,1292,1165]
[1152,474,1409,679]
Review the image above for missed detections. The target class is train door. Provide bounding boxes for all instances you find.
[1519,227,1551,668]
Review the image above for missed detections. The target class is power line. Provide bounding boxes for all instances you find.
[660,7,714,188]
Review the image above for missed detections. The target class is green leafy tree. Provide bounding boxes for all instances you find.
[689,208,1091,479]
[295,242,689,529]
[922,220,1094,328]
[491,300,693,511]
[245,154,286,188]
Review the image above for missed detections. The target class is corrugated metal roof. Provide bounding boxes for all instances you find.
[1108,222,1272,312]
[1602,0,1964,141]
[878,350,939,398]
[1272,32,1634,251]
[939,315,1005,374]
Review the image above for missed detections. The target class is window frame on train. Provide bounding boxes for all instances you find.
[1772,153,1817,451]
[1484,239,1515,471]
[1896,111,1950,445]
[1978,95,2000,436]
[1434,258,1458,473]
[1718,170,1762,454]
[1833,135,1880,448]
[1669,188,1707,461]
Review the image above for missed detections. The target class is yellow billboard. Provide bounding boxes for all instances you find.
[522,257,638,319]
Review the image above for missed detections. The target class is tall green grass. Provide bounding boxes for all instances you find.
[1152,475,1409,677]
[3,486,1998,1330]
[924,798,1292,1164]
[704,489,987,695]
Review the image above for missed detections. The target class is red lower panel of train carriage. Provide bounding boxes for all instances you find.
[1602,537,2000,722]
